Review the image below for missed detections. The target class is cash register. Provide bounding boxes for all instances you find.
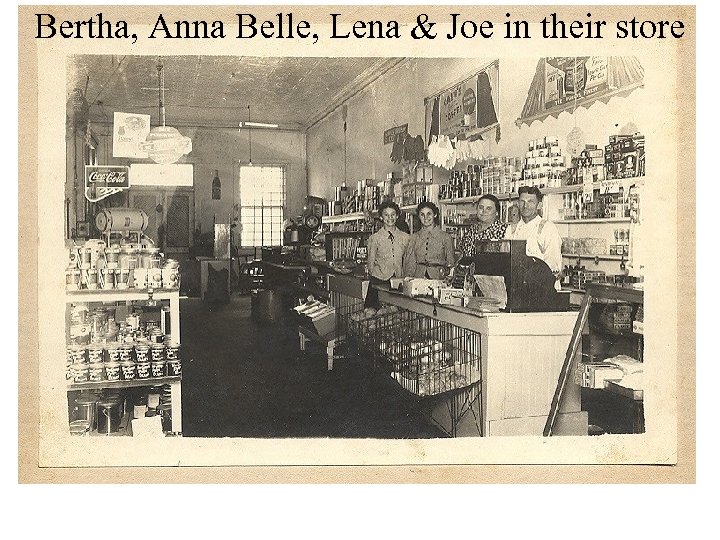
[465,240,568,313]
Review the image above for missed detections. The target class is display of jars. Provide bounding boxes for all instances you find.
[66,268,82,291]
[119,246,139,270]
[105,246,121,269]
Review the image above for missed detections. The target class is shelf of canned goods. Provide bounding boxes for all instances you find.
[344,284,587,437]
[65,288,183,436]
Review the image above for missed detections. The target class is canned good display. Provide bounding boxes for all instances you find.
[66,341,182,385]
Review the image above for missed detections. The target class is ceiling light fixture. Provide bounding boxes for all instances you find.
[141,57,192,164]
[239,121,279,129]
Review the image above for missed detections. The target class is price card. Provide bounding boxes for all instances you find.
[600,179,622,194]
[582,168,594,203]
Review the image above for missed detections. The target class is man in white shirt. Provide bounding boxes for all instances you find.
[505,186,563,289]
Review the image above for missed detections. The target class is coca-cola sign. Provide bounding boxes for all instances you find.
[84,165,130,202]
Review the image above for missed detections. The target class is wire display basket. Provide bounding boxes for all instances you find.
[329,290,365,342]
[374,311,482,397]
[349,306,421,367]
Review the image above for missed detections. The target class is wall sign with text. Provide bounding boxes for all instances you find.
[425,60,499,142]
[84,165,130,202]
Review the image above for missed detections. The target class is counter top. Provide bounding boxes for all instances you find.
[376,285,577,335]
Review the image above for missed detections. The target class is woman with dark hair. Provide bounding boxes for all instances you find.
[366,201,410,283]
[458,194,508,257]
[403,201,455,279]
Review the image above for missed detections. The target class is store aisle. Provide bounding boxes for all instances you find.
[179,294,446,438]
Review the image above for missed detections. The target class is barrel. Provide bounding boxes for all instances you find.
[95,208,149,234]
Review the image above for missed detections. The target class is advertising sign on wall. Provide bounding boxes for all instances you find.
[84,165,130,202]
[517,56,644,126]
[425,60,499,142]
[113,112,151,158]
[543,57,609,109]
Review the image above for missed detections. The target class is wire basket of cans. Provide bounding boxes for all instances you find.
[375,315,482,397]
[348,305,419,364]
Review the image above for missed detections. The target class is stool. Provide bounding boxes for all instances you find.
[298,326,337,371]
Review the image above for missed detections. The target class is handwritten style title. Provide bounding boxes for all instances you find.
[35,12,686,45]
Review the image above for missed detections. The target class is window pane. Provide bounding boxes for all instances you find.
[238,165,286,247]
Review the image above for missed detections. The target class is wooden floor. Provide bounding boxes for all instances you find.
[179,294,447,438]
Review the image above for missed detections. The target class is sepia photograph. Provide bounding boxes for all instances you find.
[19,4,695,481]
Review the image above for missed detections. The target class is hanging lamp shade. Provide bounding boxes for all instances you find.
[140,57,192,164]
[142,125,192,164]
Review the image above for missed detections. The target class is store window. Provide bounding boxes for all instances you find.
[238,164,286,247]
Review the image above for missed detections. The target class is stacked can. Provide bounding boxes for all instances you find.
[67,344,89,383]
[87,344,105,382]
[165,342,181,375]
[133,342,150,379]
[151,344,166,377]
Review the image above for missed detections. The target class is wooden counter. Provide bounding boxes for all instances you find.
[376,286,587,436]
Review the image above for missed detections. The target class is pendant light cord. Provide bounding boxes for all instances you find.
[248,105,252,165]
[157,57,166,127]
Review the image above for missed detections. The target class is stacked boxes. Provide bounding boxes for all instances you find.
[440,157,522,200]
[561,237,608,256]
[605,133,645,179]
[401,182,434,206]
[575,362,625,389]
[598,303,634,332]
[571,269,606,290]
[481,157,523,196]
[568,145,606,185]
[522,136,567,190]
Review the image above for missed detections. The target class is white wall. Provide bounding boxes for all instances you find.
[185,127,307,235]
[307,56,649,199]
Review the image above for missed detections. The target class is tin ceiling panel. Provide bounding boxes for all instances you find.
[67,55,402,130]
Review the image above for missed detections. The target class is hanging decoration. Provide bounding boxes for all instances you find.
[516,56,644,127]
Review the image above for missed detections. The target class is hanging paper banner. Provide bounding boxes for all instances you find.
[426,60,499,142]
[544,57,609,110]
[517,56,644,127]
[113,112,150,158]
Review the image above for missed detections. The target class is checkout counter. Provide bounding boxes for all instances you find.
[374,286,585,436]
[325,240,586,437]
[270,239,587,437]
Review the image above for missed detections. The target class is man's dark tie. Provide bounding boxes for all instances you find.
[388,231,394,242]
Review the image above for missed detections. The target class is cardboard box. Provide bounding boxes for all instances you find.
[404,278,444,298]
[438,287,467,306]
[576,363,625,389]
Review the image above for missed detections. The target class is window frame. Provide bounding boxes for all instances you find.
[237,163,287,248]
